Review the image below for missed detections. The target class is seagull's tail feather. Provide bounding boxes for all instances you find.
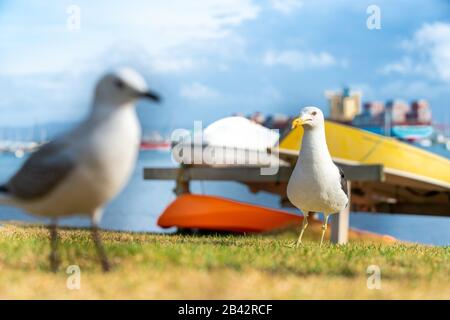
[0,185,14,206]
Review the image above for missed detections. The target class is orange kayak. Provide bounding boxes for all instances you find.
[157,194,303,233]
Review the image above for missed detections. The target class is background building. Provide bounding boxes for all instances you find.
[325,87,362,122]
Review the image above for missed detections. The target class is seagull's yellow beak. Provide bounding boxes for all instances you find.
[291,116,309,129]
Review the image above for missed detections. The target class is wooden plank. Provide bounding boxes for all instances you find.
[143,168,180,180]
[144,167,289,182]
[339,164,385,182]
[374,203,450,216]
[143,164,384,182]
[384,172,449,191]
[274,146,450,191]
[363,182,449,205]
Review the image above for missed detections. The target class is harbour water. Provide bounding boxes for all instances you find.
[0,150,449,246]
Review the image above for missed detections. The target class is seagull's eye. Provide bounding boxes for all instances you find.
[114,79,125,89]
[312,111,317,116]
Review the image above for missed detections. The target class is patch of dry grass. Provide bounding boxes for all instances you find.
[0,223,448,299]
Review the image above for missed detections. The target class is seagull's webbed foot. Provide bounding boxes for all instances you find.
[285,212,310,248]
[295,234,305,248]
[284,240,299,248]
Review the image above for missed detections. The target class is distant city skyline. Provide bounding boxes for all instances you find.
[0,0,449,130]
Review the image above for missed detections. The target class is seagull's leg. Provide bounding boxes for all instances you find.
[91,216,111,272]
[320,213,330,247]
[48,219,59,272]
[295,211,310,248]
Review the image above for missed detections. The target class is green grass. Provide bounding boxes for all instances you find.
[0,223,448,299]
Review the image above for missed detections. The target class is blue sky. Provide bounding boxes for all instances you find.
[0,0,449,131]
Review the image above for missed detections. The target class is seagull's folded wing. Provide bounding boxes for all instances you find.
[6,141,77,200]
[338,166,349,199]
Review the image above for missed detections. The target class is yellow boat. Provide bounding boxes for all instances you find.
[277,120,450,215]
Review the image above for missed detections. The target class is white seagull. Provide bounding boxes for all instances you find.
[0,68,160,271]
[287,106,348,247]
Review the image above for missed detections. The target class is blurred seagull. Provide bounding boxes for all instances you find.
[0,68,160,271]
[287,106,348,247]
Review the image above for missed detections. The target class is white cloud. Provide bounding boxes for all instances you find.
[379,80,450,99]
[270,0,303,15]
[150,57,195,73]
[0,0,261,76]
[263,49,336,69]
[180,82,219,100]
[0,72,90,126]
[380,22,450,82]
[0,1,261,123]
[380,57,430,77]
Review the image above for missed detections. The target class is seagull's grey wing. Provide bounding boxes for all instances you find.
[338,166,349,200]
[5,141,76,200]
